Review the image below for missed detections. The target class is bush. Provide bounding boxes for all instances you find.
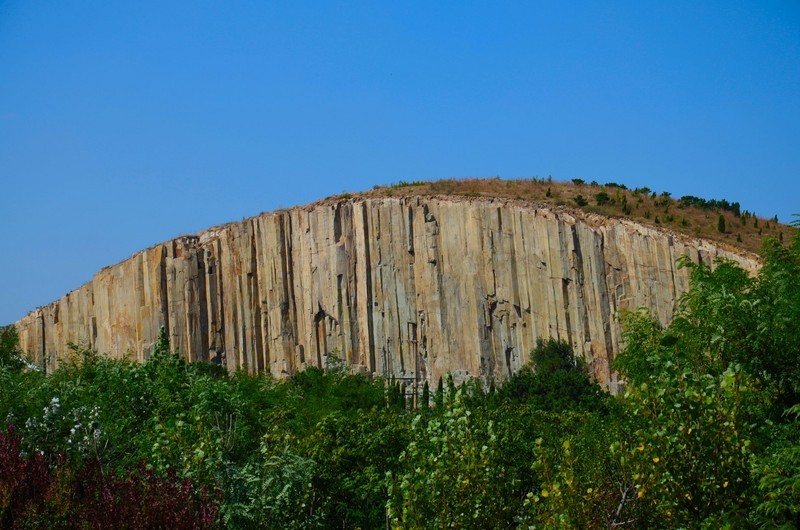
[595,191,611,206]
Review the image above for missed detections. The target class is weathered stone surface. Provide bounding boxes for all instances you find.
[14,197,760,391]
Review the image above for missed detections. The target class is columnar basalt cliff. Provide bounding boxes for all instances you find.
[15,197,760,390]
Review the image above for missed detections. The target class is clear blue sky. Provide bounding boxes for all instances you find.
[1,1,799,325]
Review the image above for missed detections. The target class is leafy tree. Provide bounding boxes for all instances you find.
[500,338,604,412]
[388,391,516,528]
[0,326,19,357]
[0,326,24,370]
[610,221,800,526]
[614,311,755,526]
[752,403,800,528]
[525,411,641,528]
[300,409,410,528]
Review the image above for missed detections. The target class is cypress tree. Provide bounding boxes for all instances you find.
[718,214,726,233]
[421,381,430,409]
[435,377,444,409]
[447,373,456,403]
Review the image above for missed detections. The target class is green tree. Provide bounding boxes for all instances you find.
[525,411,641,528]
[0,326,23,370]
[753,403,800,528]
[595,191,610,205]
[388,391,516,528]
[614,311,755,526]
[718,214,726,233]
[435,377,444,409]
[610,220,800,526]
[500,338,603,412]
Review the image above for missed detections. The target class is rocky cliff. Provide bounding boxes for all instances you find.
[15,196,760,391]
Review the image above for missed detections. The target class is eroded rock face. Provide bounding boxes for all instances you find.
[14,197,760,391]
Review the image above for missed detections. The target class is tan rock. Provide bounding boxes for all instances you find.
[15,197,760,391]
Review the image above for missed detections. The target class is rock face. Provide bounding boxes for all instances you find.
[15,197,760,391]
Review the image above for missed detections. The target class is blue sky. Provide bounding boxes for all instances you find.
[1,1,799,325]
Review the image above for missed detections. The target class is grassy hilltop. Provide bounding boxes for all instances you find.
[326,177,792,256]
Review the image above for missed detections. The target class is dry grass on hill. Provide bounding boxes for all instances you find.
[327,177,793,256]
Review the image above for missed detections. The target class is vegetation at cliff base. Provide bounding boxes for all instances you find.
[1,226,799,528]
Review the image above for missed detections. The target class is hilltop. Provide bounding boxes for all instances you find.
[323,177,792,256]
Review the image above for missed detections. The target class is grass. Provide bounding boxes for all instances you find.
[318,177,792,256]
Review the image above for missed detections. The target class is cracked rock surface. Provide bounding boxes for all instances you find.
[15,197,759,391]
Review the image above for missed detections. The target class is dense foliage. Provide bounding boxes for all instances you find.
[1,225,798,528]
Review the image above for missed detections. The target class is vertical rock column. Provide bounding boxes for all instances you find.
[14,197,760,390]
